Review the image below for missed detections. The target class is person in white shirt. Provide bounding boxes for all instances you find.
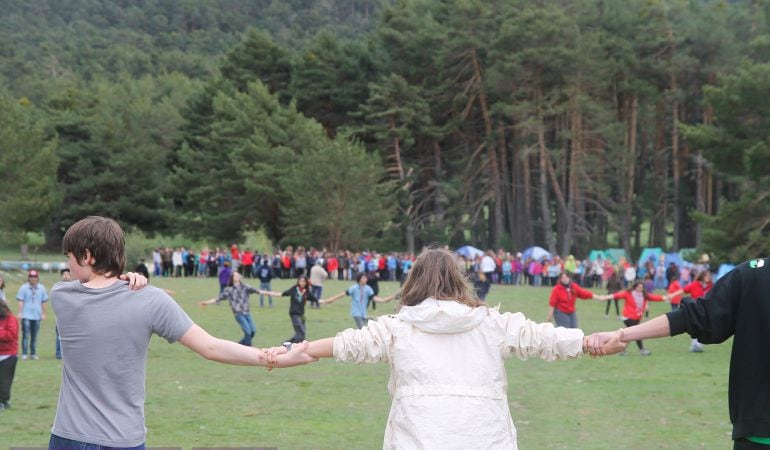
[271,248,625,449]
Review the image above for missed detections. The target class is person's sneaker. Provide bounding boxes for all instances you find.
[639,349,652,356]
[21,355,27,360]
[31,354,39,360]
[690,345,704,353]
[0,403,5,412]
[603,314,608,319]
[618,350,627,356]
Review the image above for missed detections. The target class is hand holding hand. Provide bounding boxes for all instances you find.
[121,272,148,290]
[584,330,627,356]
[267,341,318,369]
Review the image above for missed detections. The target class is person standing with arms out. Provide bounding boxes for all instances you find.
[602,280,668,356]
[0,299,19,411]
[17,269,48,360]
[271,248,625,450]
[585,258,770,450]
[55,268,72,360]
[259,275,318,343]
[321,273,395,329]
[546,272,605,328]
[199,272,258,346]
[50,216,310,450]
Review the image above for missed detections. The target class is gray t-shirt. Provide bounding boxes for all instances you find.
[51,280,193,447]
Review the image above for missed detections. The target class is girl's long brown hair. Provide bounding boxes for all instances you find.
[398,248,484,311]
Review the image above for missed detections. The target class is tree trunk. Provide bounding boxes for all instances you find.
[470,46,503,247]
[537,115,556,252]
[621,95,638,254]
[651,99,668,248]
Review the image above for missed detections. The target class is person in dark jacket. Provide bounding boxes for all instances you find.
[585,258,770,449]
[259,275,318,343]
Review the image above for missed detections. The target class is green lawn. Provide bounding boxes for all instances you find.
[1,273,732,449]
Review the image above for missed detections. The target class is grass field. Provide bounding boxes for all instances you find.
[0,269,732,449]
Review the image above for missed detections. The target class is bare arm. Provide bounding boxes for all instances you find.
[585,314,671,355]
[373,293,396,303]
[546,305,554,322]
[119,272,148,290]
[307,337,334,359]
[320,292,346,305]
[258,289,283,297]
[178,324,313,367]
[17,300,23,318]
[198,298,218,307]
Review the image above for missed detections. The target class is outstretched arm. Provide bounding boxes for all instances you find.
[258,289,283,297]
[373,293,396,303]
[266,337,334,368]
[584,314,671,355]
[320,292,346,305]
[178,324,313,367]
[198,298,218,307]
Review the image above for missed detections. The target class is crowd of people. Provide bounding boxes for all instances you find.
[0,221,764,449]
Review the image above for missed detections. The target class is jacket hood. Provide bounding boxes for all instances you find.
[397,298,488,333]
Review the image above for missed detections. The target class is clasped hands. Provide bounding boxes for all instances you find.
[583,329,627,357]
[263,341,318,369]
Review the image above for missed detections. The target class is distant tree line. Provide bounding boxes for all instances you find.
[0,0,768,263]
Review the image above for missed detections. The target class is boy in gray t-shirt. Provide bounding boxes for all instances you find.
[50,216,312,449]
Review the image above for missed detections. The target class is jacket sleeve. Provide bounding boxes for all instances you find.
[497,311,583,361]
[645,292,665,302]
[612,291,625,300]
[666,264,742,344]
[574,284,595,299]
[333,316,394,364]
[0,316,19,343]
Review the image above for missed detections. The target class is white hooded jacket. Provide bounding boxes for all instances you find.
[333,298,584,449]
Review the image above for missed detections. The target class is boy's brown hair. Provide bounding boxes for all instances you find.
[62,216,125,277]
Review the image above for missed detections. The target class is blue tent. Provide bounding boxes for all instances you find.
[715,263,736,282]
[637,247,663,268]
[664,252,685,269]
[456,245,484,259]
[522,246,551,262]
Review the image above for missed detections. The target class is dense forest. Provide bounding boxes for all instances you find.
[1,0,768,263]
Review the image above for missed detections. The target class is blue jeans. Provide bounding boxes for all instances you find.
[21,319,40,356]
[310,285,323,307]
[553,310,578,329]
[49,434,144,450]
[234,313,256,346]
[353,316,367,329]
[55,326,62,359]
[259,281,272,307]
[288,314,306,343]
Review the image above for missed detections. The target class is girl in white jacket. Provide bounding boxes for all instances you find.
[271,248,624,450]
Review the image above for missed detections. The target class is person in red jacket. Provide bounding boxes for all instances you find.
[546,272,604,328]
[668,279,683,311]
[604,280,669,356]
[668,270,713,352]
[0,299,19,410]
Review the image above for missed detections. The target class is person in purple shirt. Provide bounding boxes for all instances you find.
[218,261,232,293]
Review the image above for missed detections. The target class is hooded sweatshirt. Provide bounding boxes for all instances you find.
[333,298,584,450]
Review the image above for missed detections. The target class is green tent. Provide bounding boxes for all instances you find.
[604,248,629,264]
[588,250,605,261]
